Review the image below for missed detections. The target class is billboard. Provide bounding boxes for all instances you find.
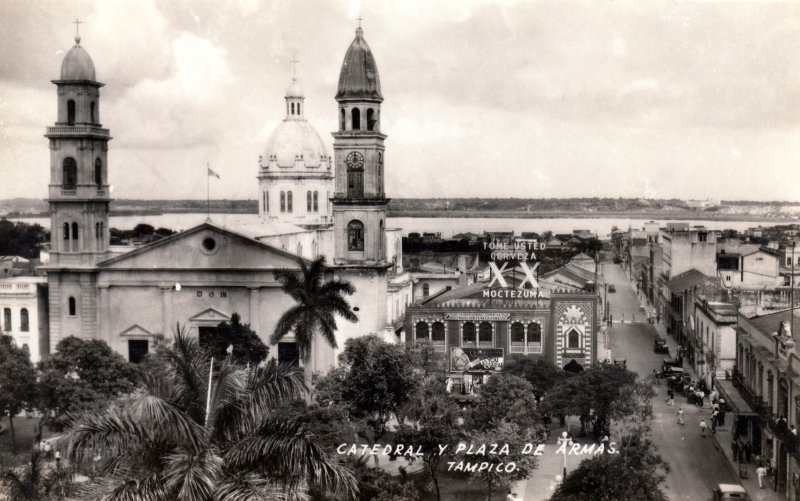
[450,347,504,373]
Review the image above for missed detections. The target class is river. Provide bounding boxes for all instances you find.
[11,213,780,239]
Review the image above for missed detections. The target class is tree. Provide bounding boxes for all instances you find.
[337,336,419,443]
[453,421,538,501]
[550,439,669,501]
[0,335,37,453]
[36,337,138,430]
[58,327,357,500]
[470,374,540,432]
[0,445,76,500]
[272,256,358,387]
[0,219,47,259]
[502,358,572,399]
[354,467,419,501]
[203,313,268,366]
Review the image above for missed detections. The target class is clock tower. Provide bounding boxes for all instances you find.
[331,26,388,265]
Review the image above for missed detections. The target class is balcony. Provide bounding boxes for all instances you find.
[49,185,111,200]
[45,125,110,138]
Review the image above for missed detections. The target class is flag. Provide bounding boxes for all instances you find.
[207,167,220,179]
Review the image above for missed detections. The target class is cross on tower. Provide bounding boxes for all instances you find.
[73,18,82,37]
[289,54,299,77]
[357,16,364,28]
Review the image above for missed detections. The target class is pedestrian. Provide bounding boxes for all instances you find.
[757,465,768,489]
[700,419,707,437]
[677,408,685,425]
[732,440,740,461]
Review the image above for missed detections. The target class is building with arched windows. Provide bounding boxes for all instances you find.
[405,265,600,394]
[38,27,413,372]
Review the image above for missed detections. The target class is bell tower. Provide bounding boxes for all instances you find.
[331,26,388,265]
[42,27,111,348]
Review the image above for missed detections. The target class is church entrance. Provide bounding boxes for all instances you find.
[278,342,300,366]
[128,340,149,364]
[563,359,584,373]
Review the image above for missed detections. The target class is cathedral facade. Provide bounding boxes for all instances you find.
[41,27,413,372]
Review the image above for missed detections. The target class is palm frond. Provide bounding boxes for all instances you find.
[101,473,171,501]
[270,305,306,346]
[248,360,306,414]
[162,449,223,501]
[131,395,207,453]
[319,280,355,297]
[213,472,308,501]
[225,418,358,500]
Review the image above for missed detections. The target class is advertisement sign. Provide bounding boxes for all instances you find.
[444,313,511,321]
[450,347,504,372]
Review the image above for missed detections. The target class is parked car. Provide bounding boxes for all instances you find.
[661,357,682,372]
[653,339,669,354]
[608,285,616,293]
[713,483,749,500]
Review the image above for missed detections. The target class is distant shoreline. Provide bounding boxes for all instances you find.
[4,209,796,224]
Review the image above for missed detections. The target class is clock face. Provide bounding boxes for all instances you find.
[345,151,364,170]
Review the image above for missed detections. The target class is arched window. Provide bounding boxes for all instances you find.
[63,157,78,189]
[351,108,360,130]
[422,283,430,297]
[3,308,10,332]
[95,222,100,240]
[72,222,79,251]
[511,322,525,344]
[68,297,76,316]
[462,322,476,345]
[63,222,70,246]
[94,158,102,186]
[367,108,376,131]
[307,191,312,211]
[313,191,318,212]
[90,101,96,123]
[297,103,301,115]
[415,321,429,340]
[262,191,267,212]
[291,103,295,115]
[280,191,286,212]
[287,191,293,212]
[340,108,346,130]
[527,323,542,344]
[567,328,580,349]
[432,322,445,343]
[67,99,75,125]
[479,322,493,345]
[20,308,28,332]
[347,166,364,198]
[347,220,364,251]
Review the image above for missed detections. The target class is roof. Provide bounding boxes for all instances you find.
[748,308,800,337]
[666,269,715,293]
[570,253,594,262]
[336,27,383,101]
[60,37,96,81]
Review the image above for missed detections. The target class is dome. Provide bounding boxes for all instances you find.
[60,36,96,81]
[285,78,303,98]
[336,27,382,101]
[262,120,328,168]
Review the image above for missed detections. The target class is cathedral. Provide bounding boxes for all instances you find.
[40,26,413,372]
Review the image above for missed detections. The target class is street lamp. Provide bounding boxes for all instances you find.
[557,431,573,479]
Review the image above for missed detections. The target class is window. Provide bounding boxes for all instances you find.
[367,108,376,131]
[348,220,364,251]
[72,222,79,251]
[479,322,493,345]
[94,158,102,186]
[313,191,319,212]
[422,283,430,297]
[2,308,10,332]
[280,191,286,212]
[340,108,346,130]
[68,296,76,316]
[347,168,364,198]
[263,191,267,212]
[90,101,96,123]
[789,257,793,266]
[291,103,295,115]
[352,108,360,130]
[511,322,525,343]
[128,340,149,364]
[63,222,70,244]
[67,99,75,125]
[278,342,300,366]
[698,232,707,243]
[95,222,100,240]
[567,328,580,349]
[63,157,78,189]
[297,103,301,115]
[432,322,445,344]
[287,191,293,212]
[527,323,542,343]
[415,321,429,340]
[307,191,312,211]
[462,322,476,345]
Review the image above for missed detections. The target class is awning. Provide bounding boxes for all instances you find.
[715,380,758,417]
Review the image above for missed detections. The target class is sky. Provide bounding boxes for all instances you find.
[1,0,799,201]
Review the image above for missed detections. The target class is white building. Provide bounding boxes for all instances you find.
[0,277,47,362]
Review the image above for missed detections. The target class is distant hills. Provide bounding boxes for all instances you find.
[2,197,799,221]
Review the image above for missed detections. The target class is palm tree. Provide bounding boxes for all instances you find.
[56,325,357,501]
[271,257,358,386]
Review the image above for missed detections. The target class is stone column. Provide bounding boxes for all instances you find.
[98,284,110,345]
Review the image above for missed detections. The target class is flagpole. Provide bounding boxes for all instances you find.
[205,356,214,427]
[206,162,210,220]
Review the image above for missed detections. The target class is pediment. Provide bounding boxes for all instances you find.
[99,223,306,271]
[190,308,231,323]
[120,324,154,337]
